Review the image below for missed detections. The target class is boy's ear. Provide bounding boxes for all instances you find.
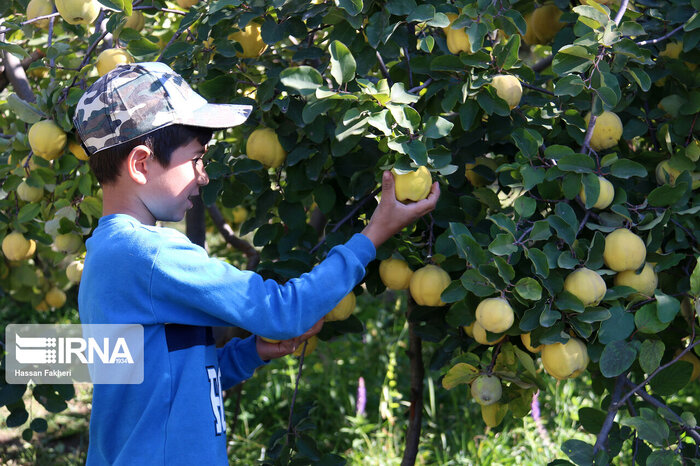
[126,145,153,185]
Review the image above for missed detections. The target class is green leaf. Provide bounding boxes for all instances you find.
[7,94,45,124]
[442,363,479,389]
[610,159,647,178]
[647,183,688,207]
[127,38,159,58]
[389,83,420,104]
[337,0,362,16]
[620,410,669,447]
[639,340,664,374]
[514,196,536,218]
[0,41,30,59]
[572,5,609,27]
[552,45,594,75]
[685,11,700,31]
[525,248,550,278]
[18,203,42,224]
[555,291,585,313]
[635,303,669,334]
[459,101,480,130]
[554,75,585,97]
[561,439,594,466]
[585,232,605,270]
[450,234,488,266]
[529,220,552,241]
[296,434,321,461]
[548,215,576,245]
[407,4,435,22]
[494,257,515,283]
[515,277,542,301]
[579,407,607,434]
[280,66,323,96]
[488,233,518,256]
[329,41,356,86]
[6,408,28,428]
[461,269,497,296]
[599,305,634,344]
[29,418,48,433]
[558,154,596,173]
[423,116,454,139]
[655,291,680,323]
[600,340,637,377]
[495,34,520,71]
[691,258,700,296]
[650,362,692,395]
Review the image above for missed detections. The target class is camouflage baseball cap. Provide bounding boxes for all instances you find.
[73,62,252,156]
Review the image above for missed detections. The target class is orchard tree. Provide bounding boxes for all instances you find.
[1,0,699,464]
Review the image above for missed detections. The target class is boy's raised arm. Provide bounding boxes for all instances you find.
[361,170,441,249]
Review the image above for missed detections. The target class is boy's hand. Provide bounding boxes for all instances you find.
[362,170,440,249]
[255,318,324,361]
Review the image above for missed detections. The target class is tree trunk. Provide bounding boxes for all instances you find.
[401,297,424,466]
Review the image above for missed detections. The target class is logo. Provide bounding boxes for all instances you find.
[6,324,144,385]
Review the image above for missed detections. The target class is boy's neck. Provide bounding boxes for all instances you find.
[101,184,156,226]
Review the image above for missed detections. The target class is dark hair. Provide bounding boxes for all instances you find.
[87,124,214,185]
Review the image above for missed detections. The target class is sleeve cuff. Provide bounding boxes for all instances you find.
[347,233,376,267]
[239,335,269,370]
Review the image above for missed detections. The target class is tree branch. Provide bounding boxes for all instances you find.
[613,0,629,26]
[636,25,684,47]
[532,55,553,73]
[614,339,700,409]
[375,51,392,86]
[593,374,625,454]
[622,378,700,445]
[206,204,260,270]
[0,20,36,103]
[401,297,424,466]
[521,81,555,97]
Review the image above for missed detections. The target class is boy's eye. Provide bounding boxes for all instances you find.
[192,157,209,168]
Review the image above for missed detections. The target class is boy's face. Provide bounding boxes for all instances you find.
[143,138,209,222]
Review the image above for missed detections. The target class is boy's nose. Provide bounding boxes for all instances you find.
[198,168,209,186]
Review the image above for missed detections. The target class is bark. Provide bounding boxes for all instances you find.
[0,22,36,102]
[401,297,424,466]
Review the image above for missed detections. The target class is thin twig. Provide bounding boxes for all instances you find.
[133,6,187,15]
[286,340,308,445]
[309,187,381,255]
[521,81,555,97]
[375,51,392,86]
[408,78,432,94]
[207,204,260,270]
[636,25,684,46]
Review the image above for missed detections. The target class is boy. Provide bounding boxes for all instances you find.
[73,62,440,465]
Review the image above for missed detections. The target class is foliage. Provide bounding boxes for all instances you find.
[1,0,700,463]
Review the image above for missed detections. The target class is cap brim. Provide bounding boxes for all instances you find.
[179,104,253,129]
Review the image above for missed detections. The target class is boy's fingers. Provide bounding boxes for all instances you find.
[411,182,440,215]
[381,170,396,201]
[297,318,324,341]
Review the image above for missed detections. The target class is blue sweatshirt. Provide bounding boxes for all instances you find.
[78,214,376,465]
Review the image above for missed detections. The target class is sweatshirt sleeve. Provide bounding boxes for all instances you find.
[149,233,375,340]
[217,335,268,390]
